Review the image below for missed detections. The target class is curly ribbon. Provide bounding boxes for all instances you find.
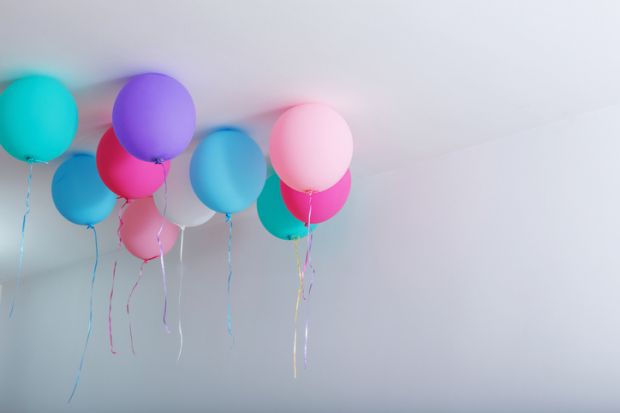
[127,260,147,355]
[177,226,185,362]
[304,254,317,370]
[292,238,302,378]
[8,160,34,319]
[302,193,315,370]
[304,319,310,369]
[108,199,128,355]
[225,213,235,347]
[156,161,171,334]
[67,225,99,403]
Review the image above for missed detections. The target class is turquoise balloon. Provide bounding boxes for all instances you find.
[257,174,316,240]
[0,75,78,162]
[52,154,116,226]
[190,129,266,214]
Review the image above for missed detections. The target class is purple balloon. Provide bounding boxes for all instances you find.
[112,73,196,162]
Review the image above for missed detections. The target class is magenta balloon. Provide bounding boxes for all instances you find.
[281,170,351,224]
[96,127,170,200]
[120,197,179,261]
[112,73,196,162]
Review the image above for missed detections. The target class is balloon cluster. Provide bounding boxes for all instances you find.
[0,72,353,396]
[258,103,353,239]
[1,74,353,261]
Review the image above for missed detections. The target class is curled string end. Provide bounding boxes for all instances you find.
[127,261,146,356]
[67,225,99,403]
[177,227,186,361]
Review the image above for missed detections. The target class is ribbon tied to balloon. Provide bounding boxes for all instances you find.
[269,103,353,376]
[96,126,170,353]
[191,128,266,344]
[0,75,78,318]
[120,197,179,354]
[111,72,196,336]
[153,152,215,360]
[51,154,116,402]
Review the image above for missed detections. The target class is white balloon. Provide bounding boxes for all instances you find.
[154,152,216,227]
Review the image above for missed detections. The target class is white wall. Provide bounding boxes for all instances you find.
[4,106,620,412]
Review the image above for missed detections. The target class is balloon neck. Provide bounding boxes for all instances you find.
[23,156,47,165]
[154,158,165,165]
[86,224,94,230]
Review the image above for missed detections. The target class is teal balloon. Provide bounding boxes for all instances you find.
[257,174,316,240]
[52,154,116,226]
[190,129,266,213]
[0,75,78,162]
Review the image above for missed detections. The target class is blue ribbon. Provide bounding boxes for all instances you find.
[226,213,234,347]
[9,161,33,319]
[67,224,99,403]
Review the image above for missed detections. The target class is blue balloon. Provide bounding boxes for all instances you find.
[52,154,116,226]
[190,129,266,214]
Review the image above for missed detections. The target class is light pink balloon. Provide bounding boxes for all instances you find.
[281,170,351,224]
[120,197,179,261]
[269,103,353,192]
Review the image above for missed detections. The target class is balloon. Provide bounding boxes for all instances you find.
[112,73,195,162]
[0,75,78,162]
[257,174,316,240]
[281,170,351,224]
[96,127,169,199]
[120,197,180,261]
[154,153,215,227]
[51,154,116,226]
[269,103,353,192]
[190,129,266,214]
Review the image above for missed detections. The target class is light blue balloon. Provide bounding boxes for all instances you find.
[190,129,266,214]
[0,75,78,162]
[52,154,116,226]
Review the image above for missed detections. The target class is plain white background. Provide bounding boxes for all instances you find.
[3,104,620,412]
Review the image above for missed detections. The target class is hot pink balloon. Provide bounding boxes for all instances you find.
[120,197,179,261]
[96,127,170,200]
[270,103,353,192]
[281,170,351,224]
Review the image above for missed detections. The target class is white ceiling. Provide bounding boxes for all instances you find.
[3,0,620,279]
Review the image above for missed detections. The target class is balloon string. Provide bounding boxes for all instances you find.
[302,193,313,299]
[9,161,33,319]
[67,225,99,403]
[179,225,185,263]
[108,199,128,355]
[157,162,171,334]
[302,193,314,370]
[304,319,309,370]
[127,261,146,355]
[293,238,302,378]
[177,226,185,362]
[225,213,235,347]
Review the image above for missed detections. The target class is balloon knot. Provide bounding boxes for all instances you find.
[86,224,94,230]
[225,213,231,222]
[154,158,165,165]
